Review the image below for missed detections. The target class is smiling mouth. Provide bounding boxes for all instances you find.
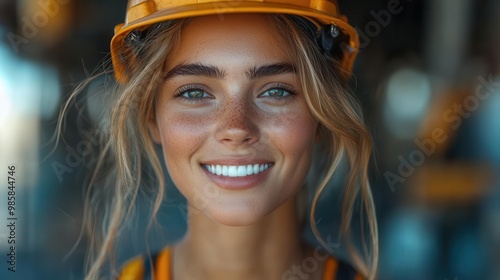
[203,163,273,177]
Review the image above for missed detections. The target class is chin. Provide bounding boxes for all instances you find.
[203,203,272,227]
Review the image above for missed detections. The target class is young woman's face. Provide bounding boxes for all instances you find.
[150,14,318,226]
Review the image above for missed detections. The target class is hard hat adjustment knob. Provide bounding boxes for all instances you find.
[318,24,343,60]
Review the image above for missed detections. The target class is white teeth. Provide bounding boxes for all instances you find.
[228,166,238,177]
[204,163,271,177]
[237,166,246,177]
[247,165,253,175]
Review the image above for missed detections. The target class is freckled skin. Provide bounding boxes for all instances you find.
[149,14,319,226]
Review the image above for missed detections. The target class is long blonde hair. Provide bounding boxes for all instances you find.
[57,14,377,280]
[267,15,378,279]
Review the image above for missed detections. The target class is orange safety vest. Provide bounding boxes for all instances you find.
[118,247,364,280]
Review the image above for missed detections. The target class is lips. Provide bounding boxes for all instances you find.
[200,160,274,190]
[204,163,271,177]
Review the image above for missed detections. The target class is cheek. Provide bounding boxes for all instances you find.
[264,107,317,197]
[264,108,318,155]
[155,104,211,166]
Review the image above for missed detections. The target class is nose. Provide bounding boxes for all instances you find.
[215,97,260,147]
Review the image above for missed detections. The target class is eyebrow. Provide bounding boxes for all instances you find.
[163,62,296,81]
[164,63,226,80]
[246,63,296,80]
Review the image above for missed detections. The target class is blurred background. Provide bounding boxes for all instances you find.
[0,0,499,279]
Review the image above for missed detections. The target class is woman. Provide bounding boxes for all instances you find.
[61,0,378,279]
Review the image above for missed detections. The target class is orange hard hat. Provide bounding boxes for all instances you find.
[111,0,359,83]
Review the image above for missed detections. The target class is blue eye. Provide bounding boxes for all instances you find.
[174,84,213,103]
[259,84,297,102]
[261,88,291,98]
[180,89,210,99]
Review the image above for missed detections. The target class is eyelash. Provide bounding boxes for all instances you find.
[173,83,298,103]
[259,83,297,102]
[173,84,212,103]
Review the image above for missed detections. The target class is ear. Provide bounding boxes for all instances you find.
[148,113,162,144]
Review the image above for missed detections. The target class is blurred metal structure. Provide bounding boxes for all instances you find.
[425,0,473,83]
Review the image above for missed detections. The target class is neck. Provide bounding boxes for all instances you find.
[173,196,308,280]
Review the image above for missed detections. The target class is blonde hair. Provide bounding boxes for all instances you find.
[57,14,377,280]
[267,15,378,279]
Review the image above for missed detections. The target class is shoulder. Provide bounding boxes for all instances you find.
[324,256,365,280]
[117,247,171,280]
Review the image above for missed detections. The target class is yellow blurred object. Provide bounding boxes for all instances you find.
[111,0,359,83]
[417,88,472,157]
[409,162,493,205]
[17,0,73,47]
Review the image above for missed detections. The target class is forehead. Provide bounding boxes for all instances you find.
[166,14,291,68]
